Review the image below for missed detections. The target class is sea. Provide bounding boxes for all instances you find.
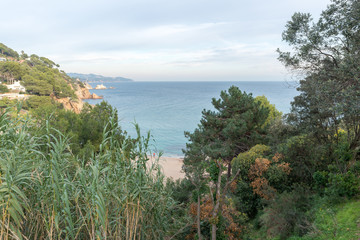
[85,81,298,157]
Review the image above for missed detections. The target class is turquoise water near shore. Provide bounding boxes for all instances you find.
[85,81,298,157]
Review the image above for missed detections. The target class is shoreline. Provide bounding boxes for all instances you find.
[150,156,185,180]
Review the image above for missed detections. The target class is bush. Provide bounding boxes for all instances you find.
[325,171,359,199]
[23,96,56,109]
[313,171,329,193]
[277,135,329,186]
[260,187,313,239]
[0,84,8,93]
[232,144,271,176]
[166,178,195,204]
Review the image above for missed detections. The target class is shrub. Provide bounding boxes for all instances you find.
[23,95,55,109]
[260,187,313,239]
[277,135,329,186]
[232,144,271,176]
[325,171,359,199]
[0,84,8,93]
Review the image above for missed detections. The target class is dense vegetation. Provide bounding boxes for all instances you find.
[0,45,78,98]
[170,0,360,239]
[0,43,19,58]
[0,104,174,239]
[0,0,359,239]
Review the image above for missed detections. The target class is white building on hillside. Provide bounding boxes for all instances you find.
[7,81,26,92]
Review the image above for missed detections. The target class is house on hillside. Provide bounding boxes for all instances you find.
[0,57,6,62]
[7,81,26,92]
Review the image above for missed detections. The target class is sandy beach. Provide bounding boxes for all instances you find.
[150,156,185,180]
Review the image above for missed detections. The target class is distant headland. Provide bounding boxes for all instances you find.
[67,73,133,83]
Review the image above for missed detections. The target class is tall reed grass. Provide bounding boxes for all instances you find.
[0,106,174,239]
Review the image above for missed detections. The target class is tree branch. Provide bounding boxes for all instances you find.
[224,168,241,194]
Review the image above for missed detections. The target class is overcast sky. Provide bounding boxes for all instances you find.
[1,0,330,81]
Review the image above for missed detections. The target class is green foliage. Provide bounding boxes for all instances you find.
[78,140,95,162]
[22,74,52,95]
[183,86,270,187]
[325,172,359,199]
[27,101,121,155]
[260,187,313,240]
[230,145,271,218]
[243,2,360,238]
[20,50,28,60]
[232,144,271,176]
[164,178,195,239]
[167,178,196,204]
[247,198,360,240]
[305,199,360,240]
[0,106,175,239]
[79,101,121,150]
[312,133,360,201]
[0,43,19,58]
[207,159,221,183]
[231,179,260,218]
[255,95,282,129]
[314,169,360,202]
[278,0,360,150]
[277,135,329,186]
[202,86,269,162]
[266,163,291,193]
[0,43,76,99]
[0,61,24,83]
[23,96,57,109]
[0,84,8,93]
[0,98,17,108]
[21,65,75,98]
[182,88,273,239]
[180,1,360,239]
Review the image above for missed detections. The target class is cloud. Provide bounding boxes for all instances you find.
[0,0,331,81]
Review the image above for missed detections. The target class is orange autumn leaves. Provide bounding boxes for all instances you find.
[188,198,243,240]
[185,148,291,239]
[248,153,291,200]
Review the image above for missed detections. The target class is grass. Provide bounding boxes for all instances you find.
[242,198,360,240]
[298,198,360,240]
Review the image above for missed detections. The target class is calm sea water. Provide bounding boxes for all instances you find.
[85,81,298,157]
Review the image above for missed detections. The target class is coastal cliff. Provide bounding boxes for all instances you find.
[75,85,92,99]
[55,83,103,113]
[56,97,84,114]
[75,83,103,100]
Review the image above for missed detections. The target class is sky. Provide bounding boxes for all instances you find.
[1,0,331,81]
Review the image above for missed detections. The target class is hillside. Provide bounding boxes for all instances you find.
[246,199,360,239]
[67,72,133,83]
[0,43,97,113]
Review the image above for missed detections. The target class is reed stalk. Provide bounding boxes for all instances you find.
[0,107,175,239]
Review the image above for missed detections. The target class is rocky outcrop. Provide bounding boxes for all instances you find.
[56,97,84,114]
[54,84,102,113]
[95,84,107,89]
[74,85,103,100]
[91,93,103,99]
[84,82,93,89]
[75,86,92,99]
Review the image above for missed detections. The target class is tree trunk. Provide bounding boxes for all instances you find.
[211,163,222,240]
[197,194,202,240]
[227,161,232,181]
[211,223,217,240]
